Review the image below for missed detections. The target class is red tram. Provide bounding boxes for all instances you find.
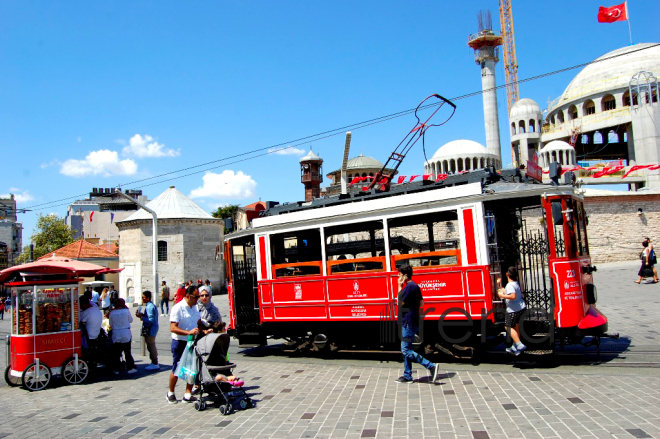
[224,168,616,358]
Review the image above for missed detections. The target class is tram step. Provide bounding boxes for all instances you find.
[532,333,549,337]
[524,349,554,355]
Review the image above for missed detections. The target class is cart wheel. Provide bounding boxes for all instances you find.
[62,358,89,385]
[4,366,21,387]
[239,399,248,410]
[219,405,227,415]
[246,399,253,409]
[22,363,51,391]
[194,401,202,411]
[200,402,207,411]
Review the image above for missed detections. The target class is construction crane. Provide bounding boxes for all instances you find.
[499,0,520,113]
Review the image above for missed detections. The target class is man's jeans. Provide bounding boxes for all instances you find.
[401,324,435,380]
[160,300,169,314]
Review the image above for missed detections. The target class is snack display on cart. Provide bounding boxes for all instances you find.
[0,255,122,391]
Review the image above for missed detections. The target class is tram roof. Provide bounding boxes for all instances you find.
[226,169,578,238]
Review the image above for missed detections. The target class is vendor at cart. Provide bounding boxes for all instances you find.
[79,296,103,356]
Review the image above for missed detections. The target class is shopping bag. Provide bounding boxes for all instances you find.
[175,336,198,384]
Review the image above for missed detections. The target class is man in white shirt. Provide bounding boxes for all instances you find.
[79,296,103,365]
[167,285,202,404]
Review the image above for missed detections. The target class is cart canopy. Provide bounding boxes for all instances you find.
[0,256,122,283]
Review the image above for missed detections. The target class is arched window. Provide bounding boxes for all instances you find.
[457,158,464,172]
[557,111,565,124]
[529,119,536,133]
[602,94,616,111]
[623,90,638,107]
[361,173,367,177]
[593,131,603,144]
[511,123,516,135]
[608,130,619,143]
[518,120,526,134]
[568,105,578,120]
[581,134,589,145]
[583,100,595,116]
[158,240,168,262]
[550,114,556,125]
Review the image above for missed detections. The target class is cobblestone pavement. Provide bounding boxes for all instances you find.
[0,260,659,439]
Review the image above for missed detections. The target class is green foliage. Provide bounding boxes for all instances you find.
[31,214,77,260]
[15,245,32,264]
[211,205,239,234]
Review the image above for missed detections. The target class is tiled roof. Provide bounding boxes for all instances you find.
[118,186,215,222]
[38,240,119,260]
[99,243,119,253]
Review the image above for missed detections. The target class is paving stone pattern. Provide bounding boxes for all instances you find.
[0,260,659,438]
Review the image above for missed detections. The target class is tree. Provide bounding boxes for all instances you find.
[30,214,77,260]
[211,205,239,234]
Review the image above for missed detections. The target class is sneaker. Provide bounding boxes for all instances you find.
[166,393,178,404]
[191,386,201,395]
[515,343,527,355]
[182,395,197,404]
[395,376,413,384]
[431,364,440,383]
[230,379,245,387]
[505,346,518,354]
[127,368,138,374]
[145,363,160,371]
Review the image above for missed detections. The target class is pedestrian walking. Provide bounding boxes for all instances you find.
[497,266,527,355]
[635,239,658,283]
[395,265,440,384]
[108,298,137,374]
[100,288,111,313]
[160,281,170,315]
[167,285,201,404]
[0,298,5,320]
[109,285,118,308]
[136,291,160,370]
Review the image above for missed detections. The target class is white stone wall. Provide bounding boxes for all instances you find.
[584,194,660,264]
[118,219,223,304]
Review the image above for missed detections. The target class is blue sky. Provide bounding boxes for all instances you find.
[1,1,658,241]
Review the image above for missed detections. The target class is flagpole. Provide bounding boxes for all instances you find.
[626,1,633,45]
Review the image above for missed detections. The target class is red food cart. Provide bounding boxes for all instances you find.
[0,256,120,391]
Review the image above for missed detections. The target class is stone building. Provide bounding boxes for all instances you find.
[0,194,22,266]
[116,186,222,304]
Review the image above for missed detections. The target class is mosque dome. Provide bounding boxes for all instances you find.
[550,43,660,110]
[431,140,490,159]
[538,140,576,168]
[425,139,499,175]
[345,154,384,170]
[509,98,542,119]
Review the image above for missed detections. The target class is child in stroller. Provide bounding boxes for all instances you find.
[192,331,254,414]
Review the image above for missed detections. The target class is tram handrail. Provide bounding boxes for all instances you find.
[391,249,462,270]
[327,256,387,275]
[271,261,323,279]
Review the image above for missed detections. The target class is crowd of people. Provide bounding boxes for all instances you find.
[78,278,223,389]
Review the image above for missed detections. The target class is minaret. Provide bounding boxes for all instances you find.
[468,10,502,164]
[299,149,323,202]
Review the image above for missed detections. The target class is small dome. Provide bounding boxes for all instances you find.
[431,140,491,159]
[551,43,660,110]
[118,187,215,222]
[345,153,383,170]
[540,140,574,152]
[299,149,323,163]
[509,98,542,119]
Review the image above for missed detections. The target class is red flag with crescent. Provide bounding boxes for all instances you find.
[598,2,627,23]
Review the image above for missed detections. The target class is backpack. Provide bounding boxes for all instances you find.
[650,248,658,265]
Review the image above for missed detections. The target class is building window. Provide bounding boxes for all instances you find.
[568,105,578,120]
[584,100,595,115]
[158,240,168,262]
[602,94,616,111]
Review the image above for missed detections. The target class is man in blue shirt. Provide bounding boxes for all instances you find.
[396,265,440,384]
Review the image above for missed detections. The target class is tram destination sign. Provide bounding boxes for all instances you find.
[526,153,542,182]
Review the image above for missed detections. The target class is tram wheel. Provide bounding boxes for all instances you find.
[22,362,52,391]
[62,357,89,385]
[4,366,21,387]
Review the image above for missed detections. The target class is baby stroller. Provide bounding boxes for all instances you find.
[193,333,254,414]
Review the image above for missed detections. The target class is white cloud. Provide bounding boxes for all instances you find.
[268,146,306,155]
[1,189,34,203]
[40,159,61,169]
[122,134,180,158]
[60,149,138,178]
[189,170,257,200]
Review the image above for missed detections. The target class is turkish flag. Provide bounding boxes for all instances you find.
[598,2,627,23]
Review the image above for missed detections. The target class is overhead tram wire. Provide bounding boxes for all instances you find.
[24,43,660,212]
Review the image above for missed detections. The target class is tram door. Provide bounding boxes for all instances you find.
[229,235,260,330]
[484,202,554,326]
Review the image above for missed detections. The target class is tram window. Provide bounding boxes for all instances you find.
[324,220,385,274]
[270,229,322,278]
[577,202,589,255]
[388,210,461,270]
